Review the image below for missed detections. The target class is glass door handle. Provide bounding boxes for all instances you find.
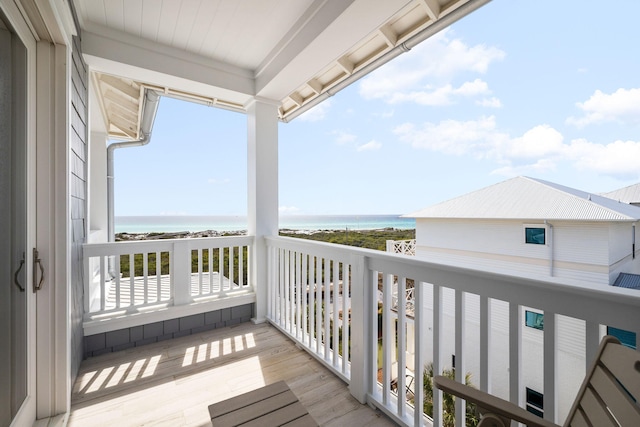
[14,252,25,292]
[33,248,44,292]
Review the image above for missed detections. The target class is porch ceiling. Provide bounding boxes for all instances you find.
[74,0,488,138]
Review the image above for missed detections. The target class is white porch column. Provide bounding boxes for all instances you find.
[247,98,279,323]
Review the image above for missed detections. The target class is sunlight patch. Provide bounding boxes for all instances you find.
[142,355,161,378]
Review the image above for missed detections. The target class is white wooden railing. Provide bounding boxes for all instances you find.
[83,236,254,319]
[387,239,416,256]
[265,235,640,427]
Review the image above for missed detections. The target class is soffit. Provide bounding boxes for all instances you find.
[74,0,485,136]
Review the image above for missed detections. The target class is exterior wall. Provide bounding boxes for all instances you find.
[415,219,612,286]
[70,35,88,382]
[83,304,253,358]
[608,222,640,281]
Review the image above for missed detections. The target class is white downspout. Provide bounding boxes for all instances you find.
[545,220,554,276]
[107,90,160,242]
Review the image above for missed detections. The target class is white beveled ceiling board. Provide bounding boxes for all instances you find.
[74,0,315,70]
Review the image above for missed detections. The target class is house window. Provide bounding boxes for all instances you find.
[526,387,544,417]
[525,311,544,330]
[607,326,636,349]
[525,227,545,245]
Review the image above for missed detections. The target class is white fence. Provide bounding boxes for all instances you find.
[387,239,416,256]
[265,235,640,427]
[83,236,254,318]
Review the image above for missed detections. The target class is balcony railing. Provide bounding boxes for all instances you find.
[83,236,254,332]
[265,235,640,427]
[387,239,416,256]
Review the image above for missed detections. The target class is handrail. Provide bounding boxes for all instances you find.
[83,235,255,321]
[265,235,640,427]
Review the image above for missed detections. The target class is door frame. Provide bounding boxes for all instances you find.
[0,0,37,425]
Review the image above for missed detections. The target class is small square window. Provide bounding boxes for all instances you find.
[525,310,544,330]
[526,387,544,418]
[525,227,545,245]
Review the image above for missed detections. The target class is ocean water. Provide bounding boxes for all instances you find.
[115,215,415,233]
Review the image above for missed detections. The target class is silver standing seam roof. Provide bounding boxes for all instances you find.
[613,273,640,290]
[601,183,640,205]
[406,176,640,221]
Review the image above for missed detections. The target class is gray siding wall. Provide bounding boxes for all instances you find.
[83,304,254,358]
[70,35,88,382]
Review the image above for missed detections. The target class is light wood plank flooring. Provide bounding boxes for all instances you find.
[69,322,396,426]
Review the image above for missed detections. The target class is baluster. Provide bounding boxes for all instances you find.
[295,251,301,340]
[129,253,135,306]
[228,246,234,289]
[332,259,339,367]
[433,284,443,427]
[197,248,203,296]
[324,259,331,361]
[543,311,557,424]
[308,255,315,349]
[480,295,491,393]
[382,272,392,405]
[397,276,407,418]
[115,255,121,308]
[342,262,350,375]
[509,304,522,409]
[143,252,148,303]
[302,253,308,344]
[155,251,161,302]
[454,289,466,427]
[316,257,322,354]
[414,282,425,427]
[100,255,106,311]
[239,245,244,290]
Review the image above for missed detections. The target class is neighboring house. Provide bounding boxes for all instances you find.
[398,176,640,420]
[601,182,640,207]
[407,176,640,287]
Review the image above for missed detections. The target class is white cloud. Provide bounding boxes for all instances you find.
[388,79,491,106]
[394,116,505,155]
[208,178,231,184]
[359,29,504,104]
[566,87,640,127]
[279,206,300,214]
[476,97,502,108]
[332,130,357,144]
[394,116,640,180]
[356,140,382,152]
[566,138,640,177]
[298,99,332,122]
[503,125,564,160]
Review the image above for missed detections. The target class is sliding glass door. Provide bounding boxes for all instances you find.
[0,5,35,426]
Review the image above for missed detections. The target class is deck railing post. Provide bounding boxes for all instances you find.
[173,240,192,305]
[348,253,368,403]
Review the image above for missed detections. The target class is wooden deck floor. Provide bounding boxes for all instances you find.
[69,322,396,426]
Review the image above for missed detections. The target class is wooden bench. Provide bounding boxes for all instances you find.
[208,381,318,427]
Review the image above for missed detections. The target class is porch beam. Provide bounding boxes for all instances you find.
[81,25,254,101]
[247,98,280,323]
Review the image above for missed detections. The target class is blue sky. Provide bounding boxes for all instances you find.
[115,0,640,216]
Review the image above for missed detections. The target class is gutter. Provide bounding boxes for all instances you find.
[107,89,161,242]
[280,0,492,123]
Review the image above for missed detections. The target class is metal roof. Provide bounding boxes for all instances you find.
[613,273,640,290]
[406,176,640,221]
[601,183,640,205]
